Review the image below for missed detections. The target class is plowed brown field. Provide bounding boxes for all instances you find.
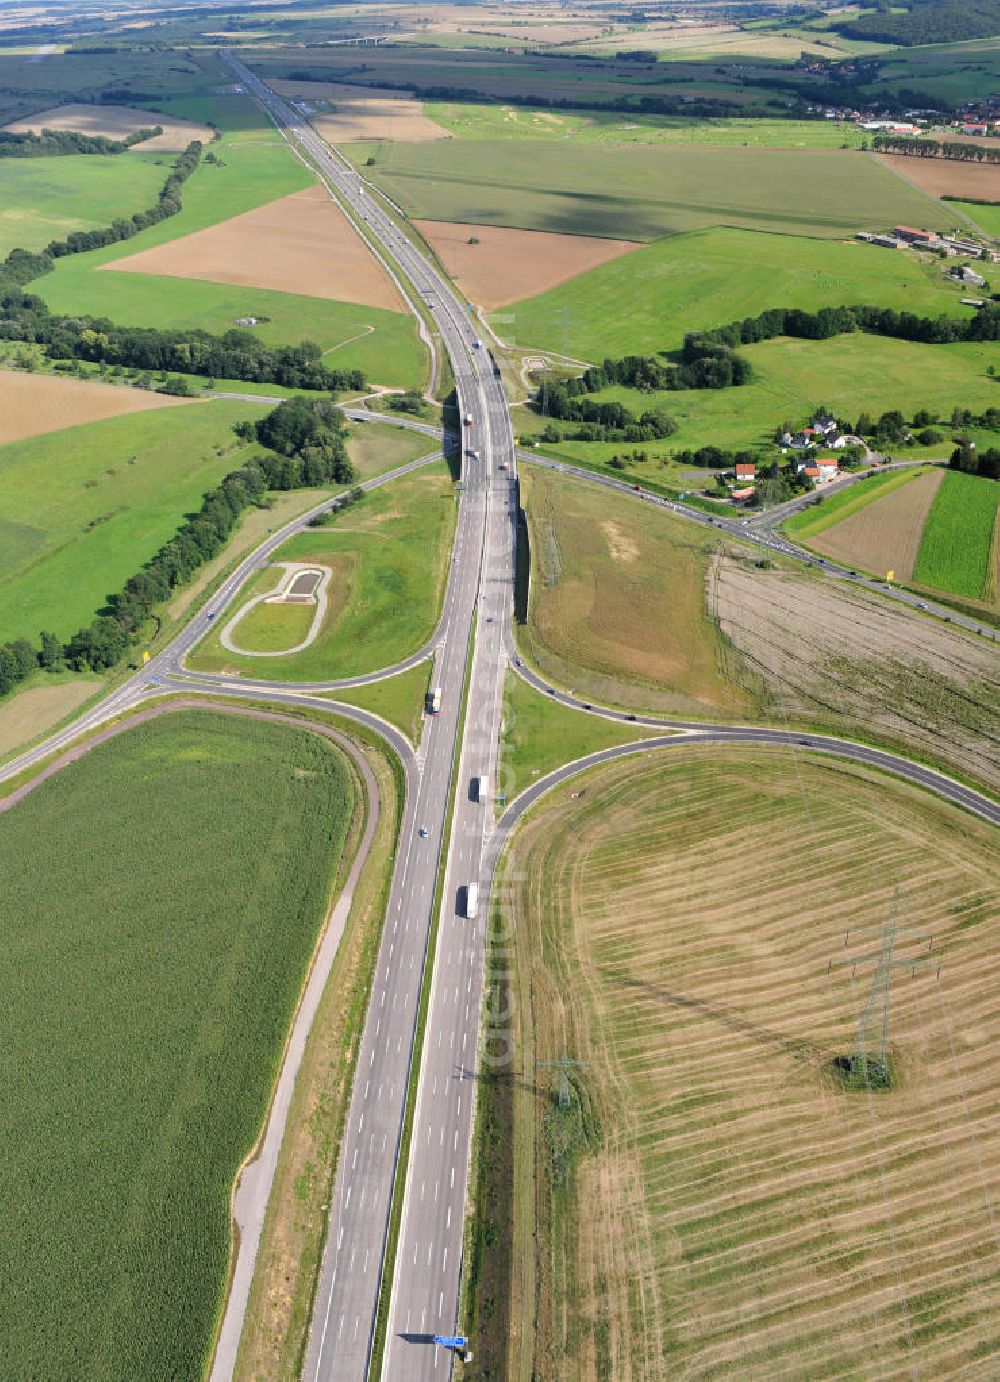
[878,153,1000,202]
[3,102,214,151]
[503,748,1000,1379]
[271,79,449,143]
[811,468,942,579]
[0,370,191,445]
[414,219,641,308]
[103,185,402,310]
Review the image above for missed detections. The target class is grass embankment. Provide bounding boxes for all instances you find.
[354,142,936,242]
[783,467,927,540]
[947,200,1000,239]
[518,466,754,718]
[323,660,433,744]
[0,153,168,256]
[0,398,269,644]
[477,748,1000,1379]
[913,469,1000,602]
[498,672,652,801]
[520,466,1000,792]
[188,464,457,681]
[496,225,974,362]
[0,709,358,1379]
[233,713,402,1380]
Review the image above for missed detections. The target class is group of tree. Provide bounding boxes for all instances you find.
[704,301,1000,350]
[385,390,425,414]
[871,134,1000,165]
[0,126,161,159]
[0,399,358,698]
[0,290,365,391]
[535,379,677,443]
[0,139,203,294]
[674,445,760,470]
[950,443,1000,479]
[831,0,1000,47]
[853,405,1000,446]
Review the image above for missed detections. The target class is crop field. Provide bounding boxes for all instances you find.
[712,552,1000,791]
[271,77,450,142]
[808,470,943,579]
[877,154,1000,203]
[0,368,192,445]
[0,398,268,643]
[106,185,404,312]
[783,468,933,540]
[0,675,101,760]
[913,470,1000,603]
[586,337,998,456]
[0,151,167,256]
[351,142,937,242]
[492,748,1000,1379]
[3,100,214,150]
[518,466,751,718]
[188,463,456,680]
[414,219,640,310]
[520,467,1000,789]
[0,708,356,1379]
[495,226,973,360]
[425,104,870,149]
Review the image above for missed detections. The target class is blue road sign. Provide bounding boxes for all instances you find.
[434,1335,467,1349]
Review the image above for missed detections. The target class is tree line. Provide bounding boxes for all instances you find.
[0,126,163,158]
[0,398,358,700]
[831,0,1000,47]
[950,443,1000,480]
[702,301,1000,349]
[0,290,365,391]
[872,134,1000,165]
[0,139,203,295]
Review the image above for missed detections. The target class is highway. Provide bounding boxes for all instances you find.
[218,52,517,1381]
[0,51,996,1382]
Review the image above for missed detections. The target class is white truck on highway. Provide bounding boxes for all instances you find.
[465,883,479,919]
[427,686,442,714]
[473,775,489,804]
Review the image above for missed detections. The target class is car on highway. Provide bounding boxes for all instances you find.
[419,826,429,838]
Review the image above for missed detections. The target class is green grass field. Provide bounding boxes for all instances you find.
[354,142,937,242]
[913,469,1000,600]
[0,47,224,125]
[0,398,270,644]
[498,672,650,800]
[189,464,456,680]
[861,37,1000,104]
[425,104,870,149]
[229,594,317,652]
[518,465,751,717]
[783,467,927,539]
[0,708,356,1379]
[497,226,975,360]
[0,152,168,256]
[947,200,1000,239]
[532,337,996,470]
[323,659,432,743]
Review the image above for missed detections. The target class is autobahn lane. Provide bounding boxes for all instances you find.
[220,52,516,1380]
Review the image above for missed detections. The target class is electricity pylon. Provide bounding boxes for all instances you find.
[538,1052,585,1108]
[830,888,937,1089]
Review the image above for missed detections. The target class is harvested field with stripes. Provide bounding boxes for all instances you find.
[710,553,1000,794]
[495,748,1000,1380]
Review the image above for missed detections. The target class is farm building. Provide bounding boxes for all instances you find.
[735,461,756,481]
